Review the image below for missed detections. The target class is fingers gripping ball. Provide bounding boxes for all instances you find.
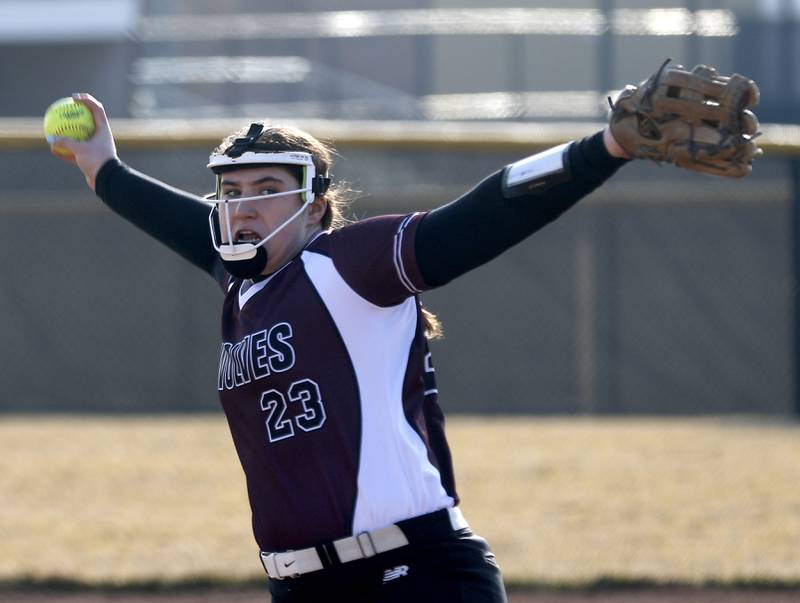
[609,59,762,178]
[43,97,96,157]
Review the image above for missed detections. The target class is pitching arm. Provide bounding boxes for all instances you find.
[48,93,224,285]
[94,159,224,283]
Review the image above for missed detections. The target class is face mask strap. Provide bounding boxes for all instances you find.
[225,123,265,158]
[313,175,332,195]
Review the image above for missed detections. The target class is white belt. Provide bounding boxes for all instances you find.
[260,507,468,580]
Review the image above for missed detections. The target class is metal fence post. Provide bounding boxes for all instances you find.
[685,0,699,66]
[597,0,614,96]
[791,157,800,416]
[576,207,598,414]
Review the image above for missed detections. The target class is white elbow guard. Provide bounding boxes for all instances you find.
[502,142,572,198]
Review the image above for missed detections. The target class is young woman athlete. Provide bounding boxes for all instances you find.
[50,92,632,603]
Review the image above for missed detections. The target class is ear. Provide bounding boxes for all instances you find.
[307,195,328,226]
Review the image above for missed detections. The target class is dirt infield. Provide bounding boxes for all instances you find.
[1,588,798,603]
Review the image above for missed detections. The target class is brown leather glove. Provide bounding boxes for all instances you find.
[609,59,761,178]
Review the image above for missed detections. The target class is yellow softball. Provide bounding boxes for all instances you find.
[43,97,95,157]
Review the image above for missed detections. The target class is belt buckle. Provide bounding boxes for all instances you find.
[356,531,377,558]
[260,551,281,580]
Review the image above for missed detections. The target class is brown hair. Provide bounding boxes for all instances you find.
[213,124,442,339]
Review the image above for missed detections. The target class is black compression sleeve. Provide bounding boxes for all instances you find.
[94,159,224,283]
[415,130,627,287]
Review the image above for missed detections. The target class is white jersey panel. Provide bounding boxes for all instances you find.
[301,250,453,534]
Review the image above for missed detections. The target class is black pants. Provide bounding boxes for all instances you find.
[268,530,507,603]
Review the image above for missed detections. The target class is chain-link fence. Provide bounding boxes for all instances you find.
[0,124,793,414]
[1,0,796,413]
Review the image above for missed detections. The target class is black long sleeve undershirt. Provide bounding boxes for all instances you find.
[93,130,625,290]
[414,130,627,287]
[94,159,226,284]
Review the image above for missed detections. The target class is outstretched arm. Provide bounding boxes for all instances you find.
[416,58,761,288]
[415,127,628,287]
[49,94,223,282]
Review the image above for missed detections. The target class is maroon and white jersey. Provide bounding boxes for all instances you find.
[216,213,458,553]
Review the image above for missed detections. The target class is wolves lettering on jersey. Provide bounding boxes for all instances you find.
[217,322,295,390]
[217,214,459,553]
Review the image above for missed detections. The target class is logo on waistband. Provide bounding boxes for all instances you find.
[382,565,410,583]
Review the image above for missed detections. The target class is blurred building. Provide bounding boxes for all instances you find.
[0,0,798,122]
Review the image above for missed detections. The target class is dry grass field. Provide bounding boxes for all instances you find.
[1,415,798,590]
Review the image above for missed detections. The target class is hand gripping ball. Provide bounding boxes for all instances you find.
[43,97,96,157]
